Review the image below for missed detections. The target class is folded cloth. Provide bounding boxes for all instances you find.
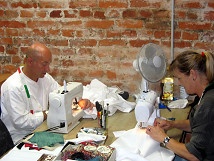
[28,131,64,149]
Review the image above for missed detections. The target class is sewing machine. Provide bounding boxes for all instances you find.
[135,90,157,128]
[47,82,85,133]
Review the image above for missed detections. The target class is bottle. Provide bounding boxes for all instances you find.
[161,67,174,101]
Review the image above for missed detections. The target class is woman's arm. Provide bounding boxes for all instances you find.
[154,118,191,132]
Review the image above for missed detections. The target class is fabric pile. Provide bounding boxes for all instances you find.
[82,79,136,119]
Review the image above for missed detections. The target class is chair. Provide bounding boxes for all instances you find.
[0,119,14,158]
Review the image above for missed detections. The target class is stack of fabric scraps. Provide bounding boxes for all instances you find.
[23,131,64,150]
[82,79,136,118]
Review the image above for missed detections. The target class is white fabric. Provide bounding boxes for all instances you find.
[167,99,188,109]
[111,128,175,161]
[82,79,136,117]
[1,67,60,144]
[111,109,174,161]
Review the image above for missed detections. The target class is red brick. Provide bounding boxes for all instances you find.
[194,42,213,51]
[154,31,167,39]
[64,10,78,18]
[62,30,75,37]
[94,11,105,19]
[0,29,3,36]
[182,32,198,40]
[139,10,152,18]
[27,21,60,28]
[11,2,37,8]
[20,47,29,53]
[208,3,214,9]
[0,45,4,52]
[122,9,138,18]
[204,11,214,21]
[6,46,18,55]
[45,39,68,46]
[12,56,22,64]
[107,30,121,38]
[61,21,82,28]
[175,10,186,19]
[70,39,97,47]
[0,21,25,28]
[79,10,93,18]
[183,2,202,9]
[174,41,192,48]
[151,2,161,8]
[3,65,17,74]
[20,10,34,18]
[85,20,114,29]
[145,21,170,30]
[0,9,4,16]
[129,40,157,47]
[122,30,137,37]
[35,11,47,18]
[47,29,60,36]
[178,21,211,30]
[166,31,181,40]
[0,38,12,45]
[50,10,62,18]
[99,1,127,8]
[39,1,67,8]
[0,1,7,7]
[5,10,19,18]
[154,10,170,19]
[69,1,97,8]
[117,20,143,28]
[6,29,18,36]
[33,29,45,37]
[89,70,104,78]
[99,39,126,46]
[187,11,198,20]
[130,0,150,7]
[76,30,83,37]
[107,70,116,79]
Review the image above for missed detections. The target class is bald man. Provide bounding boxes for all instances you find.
[1,43,93,144]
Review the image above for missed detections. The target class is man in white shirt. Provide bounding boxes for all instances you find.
[1,43,94,144]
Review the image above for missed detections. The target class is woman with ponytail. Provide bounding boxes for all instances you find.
[146,50,214,161]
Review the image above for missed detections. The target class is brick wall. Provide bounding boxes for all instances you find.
[0,0,213,96]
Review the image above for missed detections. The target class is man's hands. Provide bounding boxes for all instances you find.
[78,99,95,110]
